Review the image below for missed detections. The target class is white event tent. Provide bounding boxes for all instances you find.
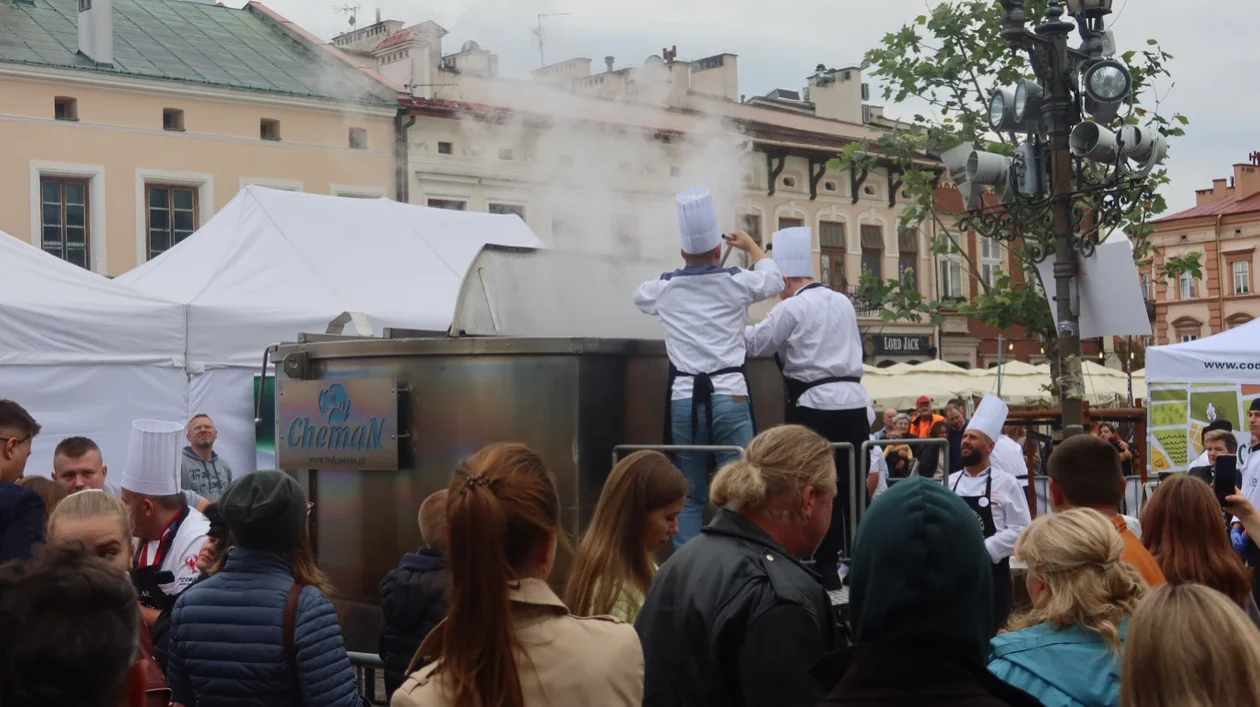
[0,234,189,477]
[116,187,545,477]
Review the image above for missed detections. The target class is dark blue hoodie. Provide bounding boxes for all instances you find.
[377,548,447,699]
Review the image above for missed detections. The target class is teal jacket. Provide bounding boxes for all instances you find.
[988,621,1126,707]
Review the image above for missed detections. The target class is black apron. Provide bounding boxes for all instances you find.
[130,506,191,612]
[773,283,863,414]
[663,362,757,471]
[952,469,1013,633]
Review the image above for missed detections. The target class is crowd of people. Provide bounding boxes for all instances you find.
[5,186,1260,707]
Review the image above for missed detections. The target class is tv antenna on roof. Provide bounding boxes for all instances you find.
[532,12,570,68]
[335,3,362,29]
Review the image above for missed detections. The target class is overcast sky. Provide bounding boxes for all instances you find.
[239,0,1256,215]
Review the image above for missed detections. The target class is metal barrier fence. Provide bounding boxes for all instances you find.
[348,651,385,705]
[612,444,746,468]
[830,443,857,555]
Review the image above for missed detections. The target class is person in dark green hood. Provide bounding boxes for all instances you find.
[815,477,1043,707]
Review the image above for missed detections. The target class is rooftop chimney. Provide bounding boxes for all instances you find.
[77,0,114,66]
[605,56,615,72]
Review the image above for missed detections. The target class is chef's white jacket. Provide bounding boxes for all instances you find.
[744,285,872,418]
[991,435,1027,486]
[948,467,1031,565]
[635,260,783,401]
[135,507,211,597]
[1234,450,1260,527]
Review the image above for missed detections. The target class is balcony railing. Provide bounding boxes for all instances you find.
[833,284,885,318]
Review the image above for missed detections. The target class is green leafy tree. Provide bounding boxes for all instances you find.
[841,0,1187,386]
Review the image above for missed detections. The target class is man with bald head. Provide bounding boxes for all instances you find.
[948,394,1030,633]
[875,408,898,440]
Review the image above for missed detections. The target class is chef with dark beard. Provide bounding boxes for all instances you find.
[948,394,1031,633]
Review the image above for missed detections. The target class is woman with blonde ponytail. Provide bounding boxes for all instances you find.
[391,443,642,707]
[636,425,844,707]
[987,508,1146,706]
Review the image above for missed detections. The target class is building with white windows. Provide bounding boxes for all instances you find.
[0,0,400,276]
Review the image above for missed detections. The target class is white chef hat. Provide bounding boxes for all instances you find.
[120,419,185,497]
[773,227,813,278]
[965,394,1009,443]
[676,188,723,255]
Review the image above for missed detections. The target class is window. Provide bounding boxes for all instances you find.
[939,258,963,298]
[146,185,198,260]
[349,128,368,150]
[488,203,525,219]
[863,185,876,196]
[741,213,762,244]
[498,148,513,160]
[782,176,797,189]
[79,0,91,10]
[438,142,453,155]
[980,236,1002,288]
[1234,260,1251,295]
[1179,271,1196,299]
[1140,273,1152,300]
[427,199,466,211]
[820,221,845,290]
[40,177,90,268]
[163,108,184,131]
[778,216,804,232]
[898,229,918,289]
[824,181,837,192]
[54,96,78,121]
[260,118,281,141]
[1181,334,1198,343]
[860,224,883,281]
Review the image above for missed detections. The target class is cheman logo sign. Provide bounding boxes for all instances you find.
[276,379,399,471]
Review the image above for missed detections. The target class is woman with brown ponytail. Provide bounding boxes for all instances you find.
[391,443,643,707]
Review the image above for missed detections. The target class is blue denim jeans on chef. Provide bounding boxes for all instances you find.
[671,395,755,549]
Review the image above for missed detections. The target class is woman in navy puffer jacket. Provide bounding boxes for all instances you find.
[166,471,361,707]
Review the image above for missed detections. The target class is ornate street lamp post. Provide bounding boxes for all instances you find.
[952,0,1164,437]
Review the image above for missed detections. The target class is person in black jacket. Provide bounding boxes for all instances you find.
[814,477,1041,707]
[0,400,44,566]
[379,489,450,699]
[636,425,845,707]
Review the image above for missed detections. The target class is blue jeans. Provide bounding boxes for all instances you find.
[671,395,755,549]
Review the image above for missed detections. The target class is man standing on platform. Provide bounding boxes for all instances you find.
[948,394,1031,632]
[745,226,872,588]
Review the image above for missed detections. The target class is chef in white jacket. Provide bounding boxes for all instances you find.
[991,428,1029,487]
[948,394,1031,632]
[120,419,211,625]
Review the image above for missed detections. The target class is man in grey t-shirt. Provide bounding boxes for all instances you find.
[181,414,232,502]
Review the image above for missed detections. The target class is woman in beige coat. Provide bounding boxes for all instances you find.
[390,443,643,707]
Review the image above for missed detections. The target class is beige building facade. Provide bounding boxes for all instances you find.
[1146,158,1260,344]
[0,0,401,277]
[333,18,943,365]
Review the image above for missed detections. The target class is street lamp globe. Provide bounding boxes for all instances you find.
[1065,0,1113,16]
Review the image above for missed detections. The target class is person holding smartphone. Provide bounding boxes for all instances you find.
[1192,429,1239,487]
[1226,399,1260,607]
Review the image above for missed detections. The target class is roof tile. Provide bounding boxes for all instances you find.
[1153,192,1260,224]
[0,0,395,105]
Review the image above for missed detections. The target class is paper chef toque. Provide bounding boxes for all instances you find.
[965,394,1009,443]
[773,227,813,278]
[676,187,723,255]
[121,419,185,497]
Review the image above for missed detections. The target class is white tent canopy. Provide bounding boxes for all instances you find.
[115,187,546,478]
[117,187,545,368]
[1147,319,1260,383]
[0,234,189,476]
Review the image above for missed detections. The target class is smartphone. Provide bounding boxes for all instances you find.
[1215,455,1239,507]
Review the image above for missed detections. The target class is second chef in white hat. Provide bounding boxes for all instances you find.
[120,419,212,625]
[949,394,1031,633]
[743,225,874,589]
[635,187,783,549]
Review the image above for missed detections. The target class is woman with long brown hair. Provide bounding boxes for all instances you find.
[164,471,360,707]
[393,443,642,707]
[988,508,1146,705]
[565,451,686,621]
[1140,473,1259,623]
[1122,583,1260,707]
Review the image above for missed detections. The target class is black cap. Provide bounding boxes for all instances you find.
[219,471,307,553]
[1251,398,1260,413]
[202,503,229,540]
[1203,419,1233,443]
